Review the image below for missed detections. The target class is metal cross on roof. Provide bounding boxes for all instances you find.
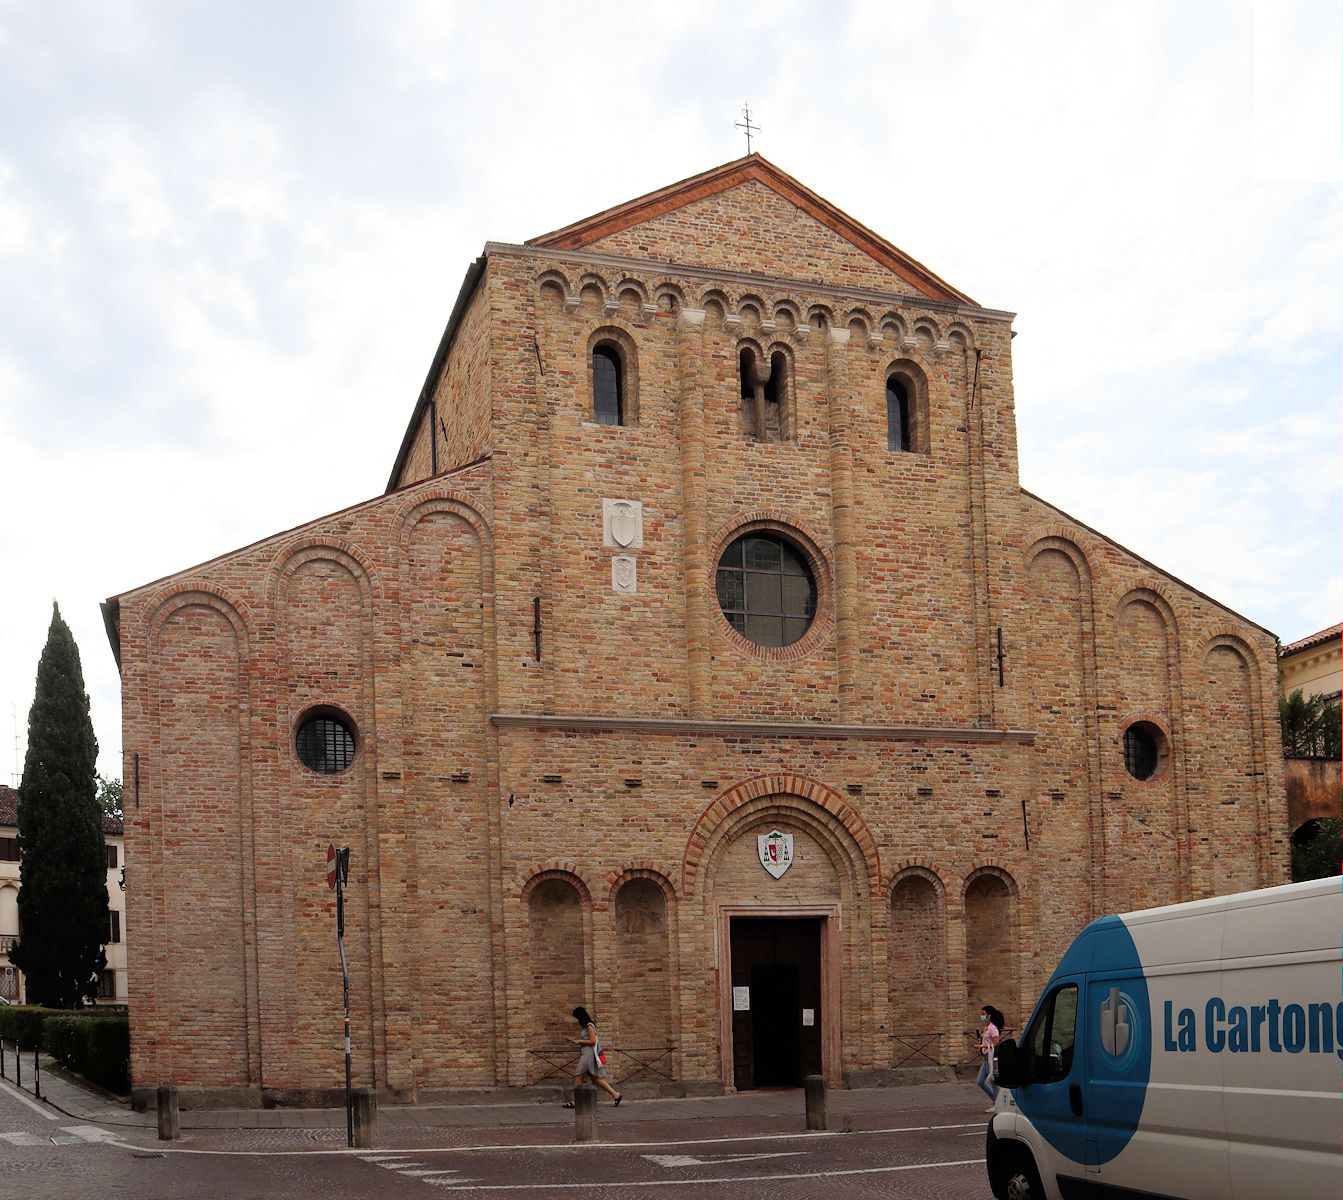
[736,102,759,154]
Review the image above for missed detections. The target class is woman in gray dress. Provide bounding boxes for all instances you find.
[564,1006,623,1107]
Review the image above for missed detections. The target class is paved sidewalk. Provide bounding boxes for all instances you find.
[9,1055,989,1143]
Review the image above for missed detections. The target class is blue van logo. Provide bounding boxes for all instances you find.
[1100,986,1142,1071]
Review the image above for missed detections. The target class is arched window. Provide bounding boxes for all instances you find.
[886,376,911,452]
[768,350,789,441]
[592,343,624,426]
[738,347,789,442]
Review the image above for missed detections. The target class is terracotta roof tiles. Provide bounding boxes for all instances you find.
[1280,623,1342,657]
[0,783,123,835]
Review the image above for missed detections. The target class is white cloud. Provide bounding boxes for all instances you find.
[0,3,1338,782]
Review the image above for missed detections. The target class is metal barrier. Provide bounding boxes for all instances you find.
[891,1030,945,1068]
[527,1045,676,1086]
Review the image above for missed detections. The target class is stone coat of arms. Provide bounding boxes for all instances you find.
[602,498,644,549]
[757,829,794,879]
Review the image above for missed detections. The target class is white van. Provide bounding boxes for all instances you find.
[986,876,1342,1199]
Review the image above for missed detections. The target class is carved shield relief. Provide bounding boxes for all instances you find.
[612,555,638,594]
[602,498,644,549]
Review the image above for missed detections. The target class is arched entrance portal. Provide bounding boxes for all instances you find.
[686,775,881,1091]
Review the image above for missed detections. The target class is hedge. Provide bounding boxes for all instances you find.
[0,1006,131,1093]
[42,1013,130,1094]
[0,1005,53,1049]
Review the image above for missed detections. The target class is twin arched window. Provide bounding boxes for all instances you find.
[738,347,790,442]
[592,342,625,426]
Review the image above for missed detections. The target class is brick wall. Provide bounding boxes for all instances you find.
[395,277,493,489]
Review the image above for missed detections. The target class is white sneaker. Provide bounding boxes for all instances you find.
[984,1105,997,1112]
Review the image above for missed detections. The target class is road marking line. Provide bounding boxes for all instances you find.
[88,1119,986,1158]
[427,1157,984,1190]
[0,1078,58,1121]
[0,1131,47,1145]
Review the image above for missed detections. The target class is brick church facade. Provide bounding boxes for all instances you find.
[103,156,1287,1104]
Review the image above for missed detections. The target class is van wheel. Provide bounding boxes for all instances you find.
[999,1150,1045,1200]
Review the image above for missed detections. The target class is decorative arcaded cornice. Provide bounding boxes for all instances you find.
[491,713,1035,744]
[484,241,1016,325]
[525,154,975,305]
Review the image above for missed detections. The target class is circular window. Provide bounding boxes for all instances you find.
[1122,722,1164,781]
[295,711,357,774]
[715,532,816,647]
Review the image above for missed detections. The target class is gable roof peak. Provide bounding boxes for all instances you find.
[527,155,975,306]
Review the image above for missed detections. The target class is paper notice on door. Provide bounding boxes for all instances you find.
[802,1008,815,1026]
[733,986,750,1011]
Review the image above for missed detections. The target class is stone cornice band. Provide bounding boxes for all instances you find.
[484,241,1017,325]
[491,712,1035,743]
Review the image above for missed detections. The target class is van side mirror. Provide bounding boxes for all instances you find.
[993,1037,1027,1089]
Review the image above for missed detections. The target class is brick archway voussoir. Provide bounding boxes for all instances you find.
[682,772,881,898]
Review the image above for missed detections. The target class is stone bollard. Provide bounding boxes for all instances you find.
[804,1074,827,1131]
[352,1089,378,1148]
[157,1085,180,1141]
[573,1084,597,1143]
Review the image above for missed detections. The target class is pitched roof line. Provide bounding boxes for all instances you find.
[527,154,976,307]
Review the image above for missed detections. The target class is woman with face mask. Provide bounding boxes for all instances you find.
[976,1004,1005,1110]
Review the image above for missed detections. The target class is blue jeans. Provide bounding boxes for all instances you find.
[977,1054,998,1101]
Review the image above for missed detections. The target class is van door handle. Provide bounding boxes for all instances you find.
[1069,1084,1083,1116]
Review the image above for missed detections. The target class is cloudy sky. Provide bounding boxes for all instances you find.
[1,1,1339,784]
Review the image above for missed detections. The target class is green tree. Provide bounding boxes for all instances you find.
[1291,817,1343,882]
[96,775,123,822]
[11,603,109,1007]
[1280,689,1343,759]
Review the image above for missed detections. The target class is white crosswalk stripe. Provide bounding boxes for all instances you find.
[60,1125,119,1143]
[358,1155,480,1186]
[0,1127,112,1147]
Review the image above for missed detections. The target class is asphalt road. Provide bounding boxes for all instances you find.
[1,1076,998,1198]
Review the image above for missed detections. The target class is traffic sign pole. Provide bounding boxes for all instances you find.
[329,844,353,1147]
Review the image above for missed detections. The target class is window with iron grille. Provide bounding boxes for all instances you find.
[1123,722,1162,781]
[716,533,816,647]
[295,713,357,774]
[98,970,116,999]
[108,910,121,944]
[592,343,624,425]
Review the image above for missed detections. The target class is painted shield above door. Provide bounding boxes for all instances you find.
[757,829,794,879]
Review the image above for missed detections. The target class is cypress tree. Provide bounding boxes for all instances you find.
[11,603,109,1008]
